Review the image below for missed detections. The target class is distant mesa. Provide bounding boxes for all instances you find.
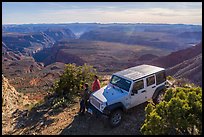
[2,23,202,89]
[148,42,202,87]
[2,28,76,56]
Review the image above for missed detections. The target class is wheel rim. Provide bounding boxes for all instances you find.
[112,113,121,125]
[157,92,164,103]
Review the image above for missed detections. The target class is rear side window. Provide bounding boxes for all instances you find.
[132,79,144,93]
[156,71,166,85]
[146,75,155,86]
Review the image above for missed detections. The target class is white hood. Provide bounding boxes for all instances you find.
[91,84,128,104]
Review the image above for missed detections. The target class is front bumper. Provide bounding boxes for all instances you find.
[87,101,109,117]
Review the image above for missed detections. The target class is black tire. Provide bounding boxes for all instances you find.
[109,109,123,128]
[153,90,164,104]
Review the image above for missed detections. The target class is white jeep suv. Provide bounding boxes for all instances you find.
[87,64,166,127]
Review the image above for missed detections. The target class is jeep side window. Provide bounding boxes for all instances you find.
[146,75,155,86]
[132,79,144,94]
[156,71,166,85]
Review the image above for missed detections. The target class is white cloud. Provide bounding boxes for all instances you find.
[3,3,202,25]
[34,7,202,24]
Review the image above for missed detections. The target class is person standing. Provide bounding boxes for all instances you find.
[92,75,101,92]
[79,83,90,115]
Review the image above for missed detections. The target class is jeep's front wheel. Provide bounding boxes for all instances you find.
[109,109,123,127]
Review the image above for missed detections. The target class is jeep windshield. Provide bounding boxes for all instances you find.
[110,75,131,92]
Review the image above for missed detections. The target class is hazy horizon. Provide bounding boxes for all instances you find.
[2,22,202,26]
[2,2,202,25]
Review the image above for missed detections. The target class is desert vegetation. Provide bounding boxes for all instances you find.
[47,63,97,109]
[141,86,202,135]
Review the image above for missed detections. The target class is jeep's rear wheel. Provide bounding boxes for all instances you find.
[109,109,123,127]
[153,90,164,104]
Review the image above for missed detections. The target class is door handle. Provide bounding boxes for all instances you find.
[141,90,146,93]
[152,86,156,88]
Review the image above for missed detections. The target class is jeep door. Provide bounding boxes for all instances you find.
[145,74,156,100]
[130,78,146,108]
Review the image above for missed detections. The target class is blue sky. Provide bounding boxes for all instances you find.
[2,2,202,25]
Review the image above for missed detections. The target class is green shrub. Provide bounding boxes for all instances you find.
[140,87,202,135]
[50,63,97,104]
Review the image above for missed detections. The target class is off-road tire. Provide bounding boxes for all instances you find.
[153,90,165,104]
[109,109,123,128]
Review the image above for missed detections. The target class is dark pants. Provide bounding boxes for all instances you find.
[79,99,87,114]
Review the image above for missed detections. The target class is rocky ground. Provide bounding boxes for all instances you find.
[2,76,32,134]
[5,96,147,135]
[3,74,183,135]
[2,74,148,135]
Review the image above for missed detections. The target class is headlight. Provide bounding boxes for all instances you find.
[100,103,106,110]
